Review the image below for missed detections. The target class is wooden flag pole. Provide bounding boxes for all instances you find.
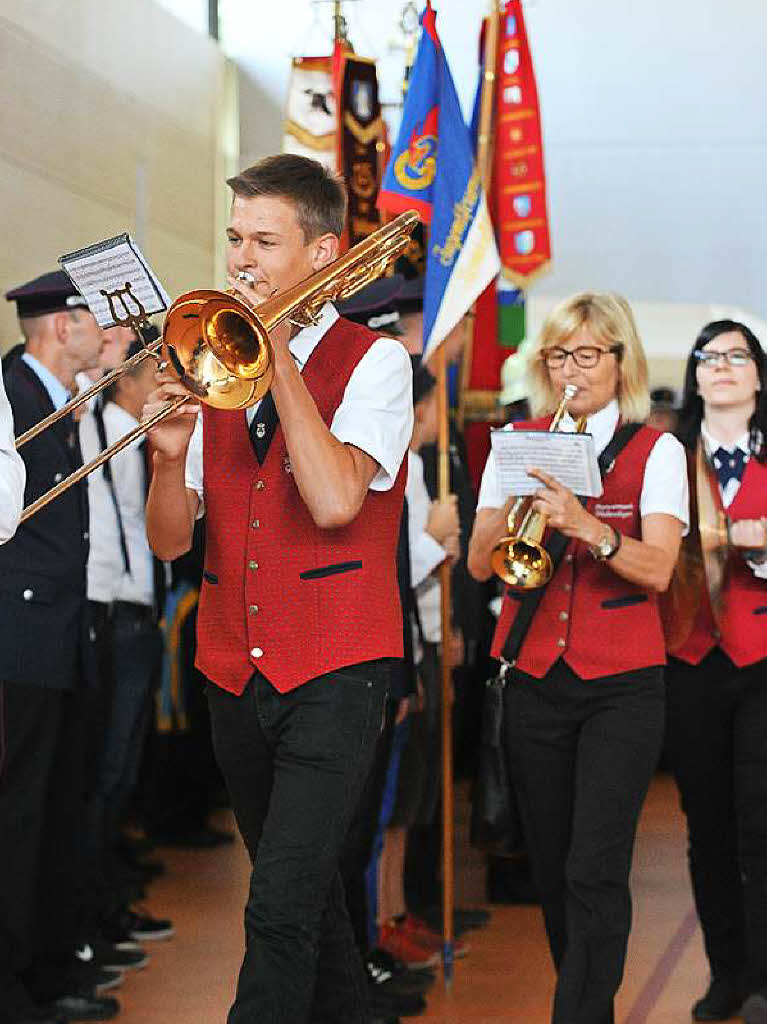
[437,342,455,986]
[439,0,502,989]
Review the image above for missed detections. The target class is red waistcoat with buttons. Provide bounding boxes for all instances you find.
[673,456,767,667]
[490,417,667,679]
[196,316,406,695]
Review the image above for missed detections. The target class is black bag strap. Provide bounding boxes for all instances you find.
[501,421,643,663]
[93,398,131,577]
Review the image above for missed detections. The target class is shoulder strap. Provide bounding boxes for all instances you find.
[94,399,131,577]
[501,422,643,663]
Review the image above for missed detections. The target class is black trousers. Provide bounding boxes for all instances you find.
[666,649,767,995]
[504,660,664,1024]
[0,680,87,1018]
[207,661,390,1024]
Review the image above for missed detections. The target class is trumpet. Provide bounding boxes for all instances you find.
[17,210,419,523]
[490,385,586,589]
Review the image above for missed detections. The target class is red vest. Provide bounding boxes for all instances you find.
[491,418,667,679]
[673,456,767,667]
[196,316,406,695]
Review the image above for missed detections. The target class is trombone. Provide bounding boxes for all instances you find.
[17,210,419,523]
[490,384,586,589]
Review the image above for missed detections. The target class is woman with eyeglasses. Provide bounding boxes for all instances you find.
[664,320,767,1024]
[468,292,689,1024]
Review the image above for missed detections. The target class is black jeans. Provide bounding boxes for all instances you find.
[666,650,767,995]
[504,660,664,1024]
[207,661,390,1024]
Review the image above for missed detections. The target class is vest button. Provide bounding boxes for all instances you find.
[250,647,264,659]
[563,583,572,592]
[249,605,259,615]
[248,560,258,570]
[23,588,33,601]
[54,472,63,483]
[251,520,260,529]
[256,480,266,490]
[557,638,566,647]
[712,628,722,640]
[565,554,574,563]
[559,611,569,621]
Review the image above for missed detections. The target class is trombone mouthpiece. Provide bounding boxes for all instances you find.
[236,271,255,285]
[563,384,578,400]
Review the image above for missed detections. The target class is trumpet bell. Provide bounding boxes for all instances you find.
[162,290,273,410]
[491,537,553,589]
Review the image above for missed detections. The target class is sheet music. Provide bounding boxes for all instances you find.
[59,234,169,328]
[490,428,603,498]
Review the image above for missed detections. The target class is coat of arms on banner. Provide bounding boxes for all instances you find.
[283,57,337,170]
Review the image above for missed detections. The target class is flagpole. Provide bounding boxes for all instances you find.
[436,341,455,987]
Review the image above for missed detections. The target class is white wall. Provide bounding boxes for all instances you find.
[225,0,767,345]
[0,0,234,348]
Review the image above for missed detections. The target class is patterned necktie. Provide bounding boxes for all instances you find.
[711,446,747,489]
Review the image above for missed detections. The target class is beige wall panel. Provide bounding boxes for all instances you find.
[0,158,208,348]
[0,25,213,247]
[0,0,234,354]
[0,1,217,130]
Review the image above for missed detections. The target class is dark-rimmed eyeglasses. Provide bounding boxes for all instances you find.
[542,345,623,369]
[694,348,754,368]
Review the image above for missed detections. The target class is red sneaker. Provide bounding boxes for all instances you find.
[401,913,470,958]
[378,919,440,970]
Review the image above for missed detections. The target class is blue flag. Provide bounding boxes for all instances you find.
[378,2,499,357]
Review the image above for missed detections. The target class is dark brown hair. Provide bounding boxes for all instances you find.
[227,154,347,241]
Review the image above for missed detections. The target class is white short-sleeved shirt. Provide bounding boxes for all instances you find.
[185,303,413,511]
[80,403,155,606]
[405,449,445,647]
[0,368,25,543]
[477,399,690,530]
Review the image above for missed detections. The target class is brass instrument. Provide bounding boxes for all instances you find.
[490,384,586,589]
[18,209,419,523]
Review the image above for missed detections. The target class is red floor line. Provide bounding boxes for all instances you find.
[623,907,699,1024]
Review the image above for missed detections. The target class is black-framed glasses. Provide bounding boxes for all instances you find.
[542,344,623,369]
[694,348,754,368]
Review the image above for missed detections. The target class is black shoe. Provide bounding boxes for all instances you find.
[366,957,433,997]
[367,948,435,989]
[742,993,767,1024]
[152,825,235,848]
[369,984,427,1018]
[103,905,174,942]
[76,937,149,971]
[44,993,120,1021]
[693,976,742,1021]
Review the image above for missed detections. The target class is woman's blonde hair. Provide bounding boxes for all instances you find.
[526,291,650,421]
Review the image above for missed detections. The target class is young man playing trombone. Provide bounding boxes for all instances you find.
[143,154,413,1024]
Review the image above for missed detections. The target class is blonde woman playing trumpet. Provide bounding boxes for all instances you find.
[468,292,688,1024]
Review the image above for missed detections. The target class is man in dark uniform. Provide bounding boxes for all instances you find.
[0,272,118,1023]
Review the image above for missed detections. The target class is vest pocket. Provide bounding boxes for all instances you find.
[300,560,363,580]
[601,594,648,610]
[202,571,218,585]
[753,606,767,615]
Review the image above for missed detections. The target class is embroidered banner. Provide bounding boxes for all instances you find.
[338,56,385,246]
[492,1,551,286]
[283,56,337,170]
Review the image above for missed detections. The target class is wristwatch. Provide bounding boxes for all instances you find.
[590,526,621,561]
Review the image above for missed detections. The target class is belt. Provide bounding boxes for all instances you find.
[90,599,155,625]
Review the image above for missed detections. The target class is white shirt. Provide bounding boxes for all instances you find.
[184,303,414,511]
[701,422,767,579]
[80,402,154,606]
[477,399,690,530]
[0,369,25,543]
[406,449,445,648]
